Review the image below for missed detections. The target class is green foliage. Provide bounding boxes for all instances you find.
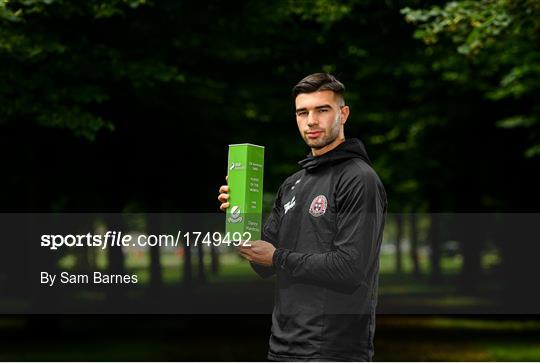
[2,0,539,212]
[276,0,352,27]
[0,0,184,140]
[402,0,540,157]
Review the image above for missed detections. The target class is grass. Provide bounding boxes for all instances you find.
[374,316,540,361]
[1,316,539,361]
[484,340,540,361]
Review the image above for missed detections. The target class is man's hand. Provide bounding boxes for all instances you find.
[221,176,276,267]
[218,175,229,211]
[237,240,276,267]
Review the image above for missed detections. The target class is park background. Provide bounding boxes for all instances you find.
[1,0,540,361]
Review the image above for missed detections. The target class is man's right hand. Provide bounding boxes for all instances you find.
[218,175,229,212]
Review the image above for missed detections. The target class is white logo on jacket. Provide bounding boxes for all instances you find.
[284,196,296,214]
[291,178,301,190]
[309,195,328,217]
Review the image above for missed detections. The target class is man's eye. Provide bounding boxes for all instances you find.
[319,109,328,113]
[297,112,307,117]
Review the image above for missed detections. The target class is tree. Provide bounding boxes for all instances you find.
[403,0,540,307]
[402,0,540,159]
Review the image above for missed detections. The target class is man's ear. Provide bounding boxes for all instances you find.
[340,105,350,124]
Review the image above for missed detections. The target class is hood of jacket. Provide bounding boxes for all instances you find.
[298,138,372,171]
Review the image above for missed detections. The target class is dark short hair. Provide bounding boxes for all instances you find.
[292,73,345,104]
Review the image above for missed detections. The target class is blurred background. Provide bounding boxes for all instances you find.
[1,0,540,360]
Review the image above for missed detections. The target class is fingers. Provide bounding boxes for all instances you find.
[218,176,230,212]
[218,184,230,211]
[218,193,229,212]
[236,243,252,250]
[237,249,252,261]
[218,193,229,202]
[219,202,230,212]
[219,185,229,193]
[236,244,252,258]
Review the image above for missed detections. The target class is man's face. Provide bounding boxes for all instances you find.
[295,90,349,151]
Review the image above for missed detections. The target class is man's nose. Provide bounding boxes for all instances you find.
[307,111,318,126]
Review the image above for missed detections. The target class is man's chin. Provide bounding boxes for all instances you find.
[306,139,330,150]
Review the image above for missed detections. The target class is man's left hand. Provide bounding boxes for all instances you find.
[237,240,276,267]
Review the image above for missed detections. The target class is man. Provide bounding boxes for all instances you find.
[218,73,387,361]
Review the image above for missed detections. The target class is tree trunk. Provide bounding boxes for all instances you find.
[197,243,206,282]
[104,214,127,307]
[458,214,483,291]
[183,242,192,285]
[106,214,126,276]
[210,244,219,275]
[409,213,421,278]
[428,213,442,283]
[395,214,403,274]
[147,214,162,288]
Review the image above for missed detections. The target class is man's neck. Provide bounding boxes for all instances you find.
[311,137,345,157]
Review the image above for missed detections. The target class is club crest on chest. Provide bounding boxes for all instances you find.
[309,195,328,217]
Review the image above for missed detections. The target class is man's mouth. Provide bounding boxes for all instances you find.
[306,131,323,139]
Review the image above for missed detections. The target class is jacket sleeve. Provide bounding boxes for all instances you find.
[249,183,285,279]
[272,170,387,288]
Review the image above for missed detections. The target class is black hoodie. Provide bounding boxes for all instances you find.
[251,138,388,362]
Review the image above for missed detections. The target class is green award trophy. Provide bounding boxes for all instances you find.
[225,143,264,242]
